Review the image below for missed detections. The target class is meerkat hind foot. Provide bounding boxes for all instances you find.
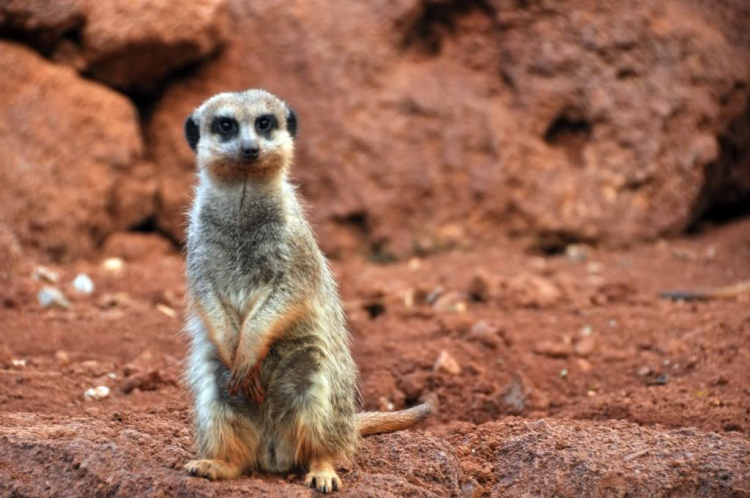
[184,459,243,481]
[304,459,341,493]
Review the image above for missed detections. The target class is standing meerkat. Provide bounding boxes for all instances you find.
[182,89,430,493]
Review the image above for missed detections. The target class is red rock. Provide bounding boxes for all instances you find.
[533,340,572,359]
[467,320,501,349]
[146,0,749,257]
[574,337,597,357]
[506,272,563,308]
[5,0,230,90]
[0,41,146,261]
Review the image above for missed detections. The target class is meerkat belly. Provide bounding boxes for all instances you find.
[253,334,344,473]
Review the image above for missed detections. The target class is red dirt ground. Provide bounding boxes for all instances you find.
[1,218,749,496]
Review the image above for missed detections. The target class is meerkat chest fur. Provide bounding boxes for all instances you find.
[187,177,300,316]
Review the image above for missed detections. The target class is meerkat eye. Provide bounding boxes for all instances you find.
[211,117,238,137]
[256,115,274,133]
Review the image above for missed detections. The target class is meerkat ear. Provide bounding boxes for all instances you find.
[185,115,200,151]
[286,106,298,139]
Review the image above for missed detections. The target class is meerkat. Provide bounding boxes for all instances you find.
[660,279,750,300]
[181,89,431,493]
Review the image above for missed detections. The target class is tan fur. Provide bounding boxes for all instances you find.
[356,402,433,436]
[660,279,750,300]
[189,296,237,368]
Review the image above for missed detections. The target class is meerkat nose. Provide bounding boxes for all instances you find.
[241,143,260,160]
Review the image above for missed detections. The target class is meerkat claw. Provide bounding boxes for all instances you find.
[304,460,341,493]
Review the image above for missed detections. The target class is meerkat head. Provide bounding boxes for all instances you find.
[184,89,298,181]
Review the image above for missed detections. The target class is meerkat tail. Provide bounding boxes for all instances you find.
[660,279,750,301]
[356,402,432,437]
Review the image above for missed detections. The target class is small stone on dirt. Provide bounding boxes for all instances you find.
[378,397,395,411]
[84,386,110,400]
[31,266,60,284]
[155,303,177,318]
[574,337,596,357]
[72,273,95,295]
[399,371,428,399]
[55,351,70,365]
[565,244,589,262]
[507,273,562,307]
[433,291,469,313]
[649,374,669,386]
[533,340,572,358]
[120,370,162,394]
[433,350,461,375]
[37,286,71,309]
[467,269,498,301]
[101,257,126,276]
[467,320,501,349]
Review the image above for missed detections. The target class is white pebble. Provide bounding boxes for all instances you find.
[101,257,126,275]
[72,273,95,295]
[37,286,71,310]
[31,266,59,284]
[84,386,110,400]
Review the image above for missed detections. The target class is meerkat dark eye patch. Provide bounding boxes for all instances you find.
[255,114,277,138]
[286,107,297,138]
[185,115,200,151]
[211,116,239,139]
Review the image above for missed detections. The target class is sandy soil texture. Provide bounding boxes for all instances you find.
[1,219,748,496]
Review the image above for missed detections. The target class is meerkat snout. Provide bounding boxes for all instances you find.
[184,89,298,179]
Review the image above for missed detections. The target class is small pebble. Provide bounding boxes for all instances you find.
[378,397,395,411]
[55,351,70,365]
[156,304,177,318]
[533,340,572,358]
[637,366,652,377]
[11,358,26,367]
[565,244,588,262]
[433,350,461,375]
[574,337,596,357]
[72,274,95,295]
[37,286,71,310]
[101,257,126,276]
[31,266,59,284]
[560,368,568,378]
[84,386,111,400]
[467,320,501,349]
[651,374,669,386]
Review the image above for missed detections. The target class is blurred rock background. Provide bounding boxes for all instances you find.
[1,0,749,262]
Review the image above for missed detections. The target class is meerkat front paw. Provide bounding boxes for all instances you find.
[304,459,342,493]
[227,367,265,404]
[184,459,242,481]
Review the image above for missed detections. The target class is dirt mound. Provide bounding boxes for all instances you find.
[1,411,747,496]
[0,411,461,497]
[449,418,750,496]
